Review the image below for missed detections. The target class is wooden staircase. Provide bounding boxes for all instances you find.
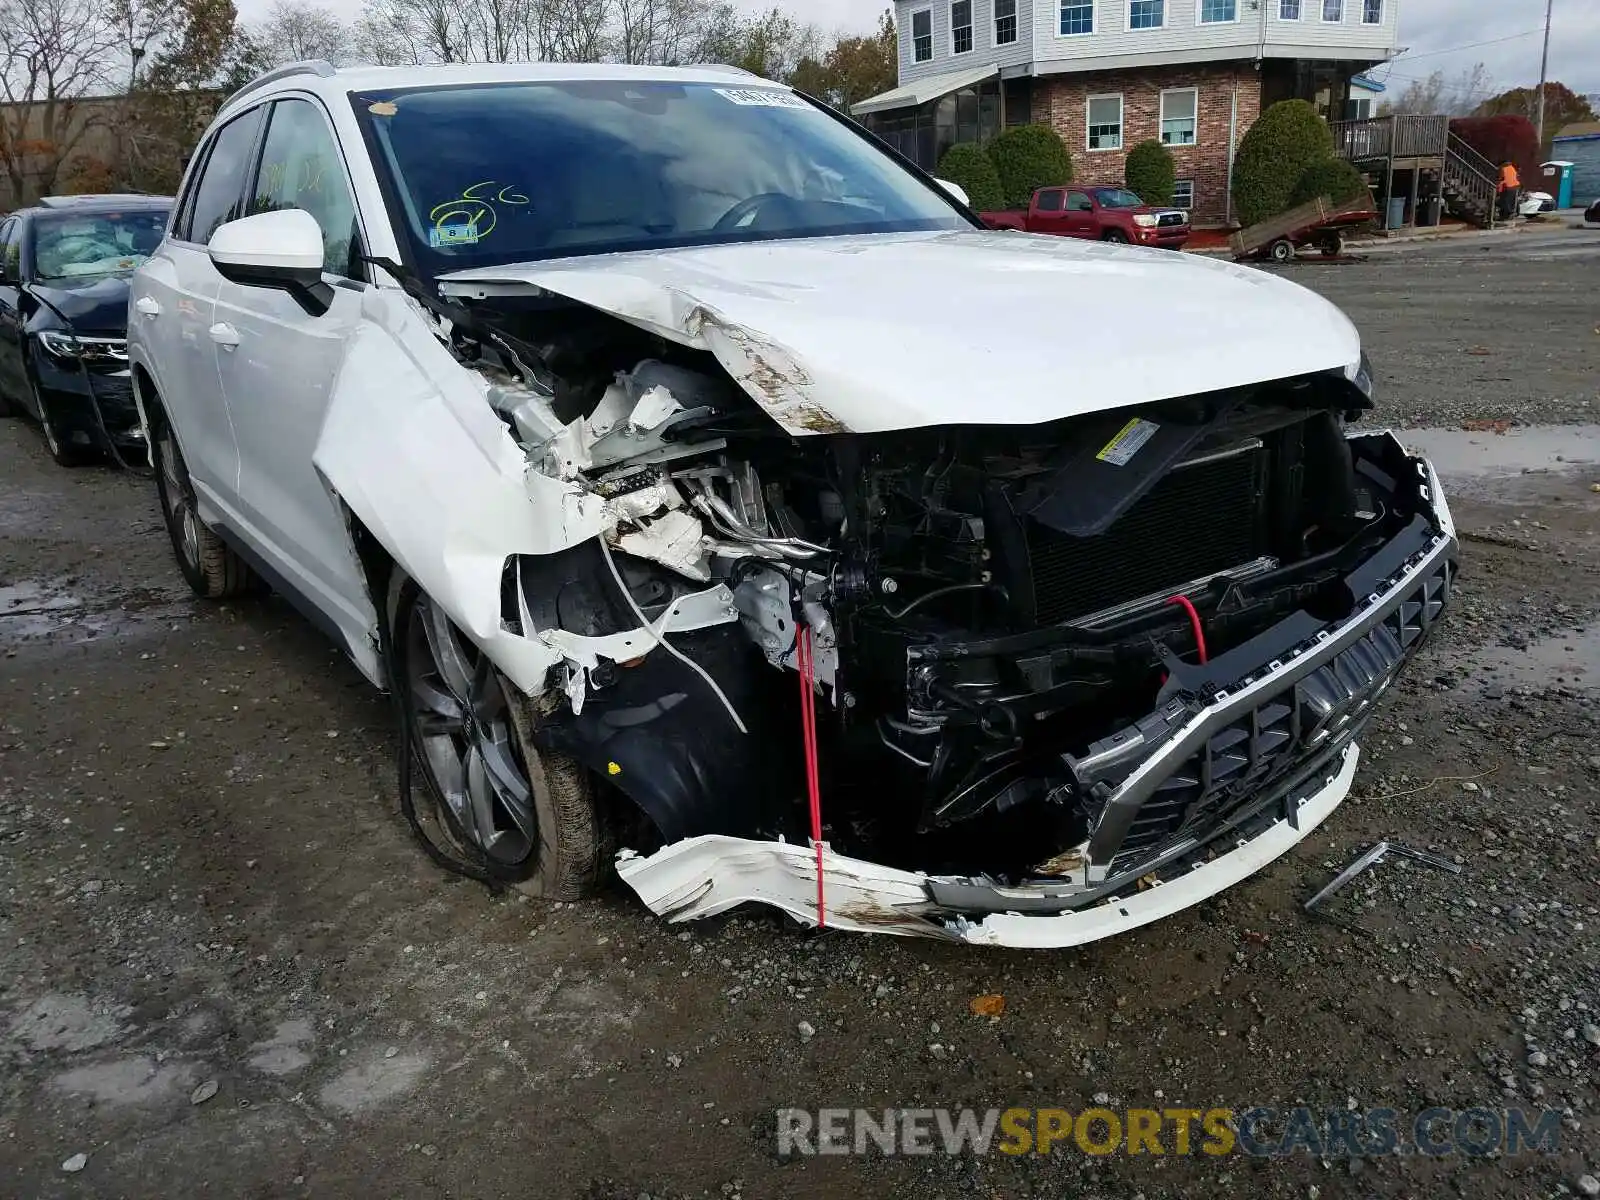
[1328,115,1499,229]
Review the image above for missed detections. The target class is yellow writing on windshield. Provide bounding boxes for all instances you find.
[428,181,529,239]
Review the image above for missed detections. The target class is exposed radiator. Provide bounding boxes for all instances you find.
[1026,445,1267,625]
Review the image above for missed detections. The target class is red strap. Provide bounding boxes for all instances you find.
[1165,594,1209,665]
[797,625,826,928]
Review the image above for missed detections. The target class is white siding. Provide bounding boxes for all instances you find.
[895,0,1034,85]
[1030,0,1396,69]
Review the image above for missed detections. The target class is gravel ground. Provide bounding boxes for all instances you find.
[2,229,1598,1199]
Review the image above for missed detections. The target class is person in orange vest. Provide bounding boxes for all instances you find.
[1497,161,1521,221]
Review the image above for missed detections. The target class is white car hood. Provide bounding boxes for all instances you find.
[439,229,1362,437]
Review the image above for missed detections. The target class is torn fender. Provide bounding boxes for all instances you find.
[310,288,728,697]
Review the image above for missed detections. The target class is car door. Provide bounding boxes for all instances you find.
[210,94,373,639]
[136,106,267,521]
[1063,189,1096,238]
[0,217,25,406]
[1030,188,1067,235]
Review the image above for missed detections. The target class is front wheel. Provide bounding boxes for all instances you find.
[151,412,260,598]
[1267,238,1295,263]
[1320,231,1344,257]
[387,570,609,898]
[1102,229,1129,243]
[29,376,88,466]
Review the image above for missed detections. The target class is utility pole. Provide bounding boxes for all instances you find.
[1535,0,1554,148]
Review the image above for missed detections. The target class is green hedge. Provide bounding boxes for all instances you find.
[935,143,1006,212]
[1123,139,1176,206]
[1231,100,1336,226]
[986,124,1073,208]
[1289,157,1372,209]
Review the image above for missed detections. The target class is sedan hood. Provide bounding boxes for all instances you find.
[439,230,1361,436]
[26,274,132,336]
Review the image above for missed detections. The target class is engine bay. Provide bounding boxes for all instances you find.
[440,291,1423,882]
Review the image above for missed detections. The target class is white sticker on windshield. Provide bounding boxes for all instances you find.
[713,87,808,109]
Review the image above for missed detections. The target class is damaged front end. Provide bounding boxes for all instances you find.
[422,279,1455,948]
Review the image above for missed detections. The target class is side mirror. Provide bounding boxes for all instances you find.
[209,209,332,316]
[935,178,971,207]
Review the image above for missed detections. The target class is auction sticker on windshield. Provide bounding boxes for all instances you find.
[714,88,809,109]
[1096,417,1159,466]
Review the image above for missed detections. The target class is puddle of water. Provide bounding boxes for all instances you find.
[1399,425,1600,480]
[0,578,190,648]
[1461,626,1599,693]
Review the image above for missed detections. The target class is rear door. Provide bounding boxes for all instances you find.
[1063,189,1096,238]
[138,106,267,519]
[210,94,374,638]
[1030,188,1068,235]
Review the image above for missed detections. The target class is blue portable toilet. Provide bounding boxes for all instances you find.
[1537,161,1575,208]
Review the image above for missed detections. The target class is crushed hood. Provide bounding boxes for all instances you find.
[439,230,1362,437]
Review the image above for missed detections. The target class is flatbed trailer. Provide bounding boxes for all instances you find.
[1230,193,1379,262]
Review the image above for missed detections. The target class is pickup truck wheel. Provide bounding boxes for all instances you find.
[151,415,261,599]
[1268,238,1296,263]
[1102,229,1129,243]
[1320,231,1344,257]
[388,571,609,899]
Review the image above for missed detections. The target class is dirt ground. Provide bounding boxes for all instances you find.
[2,226,1598,1199]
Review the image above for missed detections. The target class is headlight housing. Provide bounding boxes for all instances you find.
[1132,213,1159,228]
[36,331,126,365]
[1344,350,1375,403]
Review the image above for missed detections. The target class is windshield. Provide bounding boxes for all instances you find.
[31,209,168,281]
[1092,188,1146,209]
[354,79,972,273]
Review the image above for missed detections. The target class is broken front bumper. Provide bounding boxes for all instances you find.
[618,435,1457,949]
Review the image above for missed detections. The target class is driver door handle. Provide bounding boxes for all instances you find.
[209,322,240,350]
[135,296,161,317]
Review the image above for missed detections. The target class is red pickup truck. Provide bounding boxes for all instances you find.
[981,185,1191,250]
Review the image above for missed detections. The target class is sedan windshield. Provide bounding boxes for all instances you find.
[32,210,168,281]
[354,79,972,273]
[1092,188,1146,209]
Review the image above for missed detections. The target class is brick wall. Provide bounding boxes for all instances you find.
[1035,63,1263,227]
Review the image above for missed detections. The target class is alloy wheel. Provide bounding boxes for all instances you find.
[405,592,538,866]
[157,426,201,570]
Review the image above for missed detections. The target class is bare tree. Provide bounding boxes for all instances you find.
[254,0,355,66]
[0,0,122,205]
[1381,62,1494,118]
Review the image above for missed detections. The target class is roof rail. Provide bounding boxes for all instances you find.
[684,62,759,77]
[228,59,338,105]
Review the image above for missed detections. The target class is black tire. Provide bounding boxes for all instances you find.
[386,568,609,899]
[150,409,260,598]
[1320,231,1343,257]
[29,375,89,466]
[1102,229,1129,243]
[1268,238,1295,263]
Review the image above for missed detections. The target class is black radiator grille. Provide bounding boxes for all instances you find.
[1026,448,1265,625]
[1157,211,1186,227]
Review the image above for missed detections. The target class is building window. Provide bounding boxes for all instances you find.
[995,0,1018,43]
[1362,0,1381,21]
[911,9,932,61]
[1129,0,1163,28]
[1199,0,1236,22]
[1279,0,1301,17]
[1159,88,1197,145]
[1087,94,1122,150]
[1172,179,1194,210]
[1321,0,1342,19]
[950,0,973,53]
[1059,0,1093,35]
[1347,96,1374,119]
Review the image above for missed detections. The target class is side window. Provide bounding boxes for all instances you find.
[250,98,361,279]
[1066,190,1093,212]
[187,110,266,245]
[1035,189,1064,212]
[0,218,19,280]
